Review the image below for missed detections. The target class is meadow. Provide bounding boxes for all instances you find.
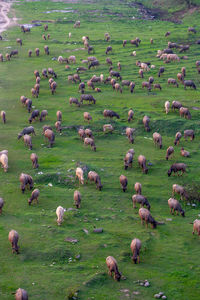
[0,0,200,299]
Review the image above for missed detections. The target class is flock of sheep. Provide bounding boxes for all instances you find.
[0,16,200,299]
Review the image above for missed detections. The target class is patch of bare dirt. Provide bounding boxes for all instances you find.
[0,1,17,34]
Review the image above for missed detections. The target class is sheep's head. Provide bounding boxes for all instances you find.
[168,169,172,177]
[114,272,121,281]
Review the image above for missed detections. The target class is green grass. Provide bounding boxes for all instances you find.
[0,0,200,299]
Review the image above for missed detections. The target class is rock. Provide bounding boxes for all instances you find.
[159,292,164,296]
[132,291,140,295]
[144,281,150,287]
[93,228,103,233]
[75,254,81,260]
[162,296,167,299]
[154,294,161,299]
[166,218,172,221]
[65,237,79,243]
[83,228,89,235]
[120,289,130,293]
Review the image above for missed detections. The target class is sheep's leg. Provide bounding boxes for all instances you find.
[138,256,140,263]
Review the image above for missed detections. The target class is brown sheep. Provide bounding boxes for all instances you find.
[40,110,48,122]
[84,137,96,151]
[153,132,162,149]
[172,100,182,111]
[28,49,32,57]
[184,129,194,141]
[8,230,19,254]
[130,238,142,264]
[174,132,182,146]
[0,53,3,62]
[74,190,81,208]
[143,115,150,132]
[55,121,62,133]
[139,207,157,228]
[30,153,39,169]
[6,53,10,61]
[85,128,93,138]
[119,175,128,192]
[50,81,57,95]
[44,45,49,55]
[78,128,85,141]
[180,147,190,157]
[154,83,162,90]
[114,83,122,93]
[168,78,179,88]
[134,182,142,195]
[69,97,80,107]
[132,194,150,210]
[31,88,38,98]
[139,69,144,78]
[87,80,95,90]
[87,171,102,190]
[142,81,151,91]
[15,288,28,300]
[126,127,135,144]
[84,112,92,123]
[44,129,55,147]
[172,184,189,201]
[128,109,134,122]
[180,107,191,119]
[23,135,32,150]
[36,76,40,84]
[75,167,84,185]
[56,110,62,122]
[106,256,121,281]
[168,198,185,217]
[103,124,113,133]
[124,149,134,170]
[35,48,40,56]
[0,153,8,172]
[16,38,22,46]
[138,155,148,174]
[20,95,27,106]
[56,206,66,226]
[0,197,4,214]
[117,62,121,70]
[166,146,174,160]
[167,163,187,177]
[177,72,184,82]
[192,219,200,236]
[123,40,127,47]
[19,173,34,193]
[181,67,186,77]
[42,125,52,134]
[42,34,46,40]
[44,24,48,31]
[1,111,6,123]
[106,57,112,65]
[28,189,40,205]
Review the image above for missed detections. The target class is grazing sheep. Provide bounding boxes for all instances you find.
[42,68,48,78]
[15,288,28,300]
[28,189,40,205]
[16,38,22,46]
[0,153,8,172]
[172,101,182,111]
[44,129,55,147]
[110,70,122,81]
[168,198,185,217]
[126,127,135,144]
[104,33,110,41]
[154,83,162,90]
[87,80,95,90]
[106,46,112,55]
[44,45,49,55]
[103,124,113,133]
[158,66,165,77]
[106,57,112,65]
[132,194,150,210]
[88,60,100,69]
[23,135,32,150]
[117,62,121,70]
[168,78,179,88]
[75,167,84,184]
[142,81,151,91]
[30,153,39,169]
[165,31,171,37]
[130,238,142,264]
[31,88,38,98]
[10,49,18,57]
[139,207,157,228]
[36,76,40,84]
[174,132,182,146]
[84,112,92,123]
[69,97,80,107]
[18,126,35,139]
[48,68,57,78]
[74,20,80,28]
[180,147,190,157]
[84,137,96,151]
[80,94,96,104]
[130,82,135,93]
[153,132,162,149]
[149,76,154,84]
[168,42,179,49]
[85,128,93,138]
[128,109,134,122]
[56,206,66,226]
[122,80,131,87]
[134,182,142,195]
[165,101,170,114]
[172,184,189,201]
[55,121,62,133]
[56,111,62,122]
[188,27,196,33]
[8,230,19,254]
[183,80,196,90]
[19,173,33,193]
[0,197,4,214]
[130,39,139,47]
[87,171,102,190]
[184,129,194,141]
[1,111,6,123]
[68,55,76,63]
[74,190,81,208]
[6,53,10,61]
[114,83,122,93]
[123,40,127,47]
[40,110,48,122]
[179,107,191,119]
[50,81,57,95]
[0,53,3,62]
[139,69,144,78]
[35,48,40,56]
[28,49,32,57]
[29,110,40,123]
[192,219,200,235]
[143,115,150,132]
[167,54,180,62]
[124,149,134,170]
[179,45,190,53]
[20,95,27,106]
[181,67,186,77]
[44,24,48,31]
[138,155,148,174]
[167,163,187,177]
[119,175,128,192]
[79,82,85,93]
[95,87,101,93]
[103,109,120,119]
[166,146,174,160]
[78,128,85,141]
[106,256,121,281]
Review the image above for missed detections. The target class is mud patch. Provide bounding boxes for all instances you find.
[43,9,77,14]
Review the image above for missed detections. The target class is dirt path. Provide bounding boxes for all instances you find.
[0,1,15,34]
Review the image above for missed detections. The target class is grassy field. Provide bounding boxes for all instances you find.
[0,0,200,299]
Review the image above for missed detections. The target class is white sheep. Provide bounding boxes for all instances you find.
[75,167,84,184]
[56,206,66,225]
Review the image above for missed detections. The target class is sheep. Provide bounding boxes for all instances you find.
[179,107,191,119]
[88,60,100,69]
[103,109,120,119]
[79,82,85,93]
[10,49,18,57]
[0,53,3,62]
[18,126,35,139]
[56,111,62,122]
[124,149,134,170]
[165,31,171,37]
[68,55,76,63]
[119,175,128,192]
[174,132,182,146]
[180,147,190,157]
[0,152,8,172]
[23,134,32,150]
[28,189,40,205]
[165,101,170,114]
[117,62,121,70]
[154,83,162,90]
[84,137,96,151]
[142,81,151,91]
[134,182,142,195]
[166,146,174,160]
[171,101,182,111]
[95,87,101,93]
[167,54,180,62]
[192,219,200,235]
[75,167,84,185]
[130,39,139,47]
[183,80,196,90]
[110,70,122,81]
[123,40,127,47]
[77,67,87,73]
[140,62,149,71]
[56,206,66,226]
[138,155,148,174]
[28,49,32,57]
[44,129,55,147]
[80,94,96,104]
[25,97,32,112]
[188,27,196,33]
[6,53,10,61]
[114,83,122,93]
[16,38,22,46]
[143,115,150,132]
[167,163,187,177]
[106,256,121,281]
[29,110,40,123]
[42,68,48,78]
[184,129,194,141]
[74,190,81,208]
[106,57,112,65]
[35,48,40,56]
[130,238,142,264]
[0,197,4,214]
[168,78,179,88]
[31,88,38,98]
[87,80,95,90]
[85,128,93,138]
[78,128,86,141]
[153,132,162,149]
[168,42,179,49]
[84,112,92,123]
[42,125,52,134]
[39,110,48,122]
[8,230,19,254]
[132,194,150,210]
[30,153,39,169]
[1,111,6,123]
[172,184,189,201]
[44,24,48,31]
[48,68,57,78]
[106,46,112,55]
[19,173,33,193]
[20,95,27,106]
[168,198,185,217]
[181,67,186,77]
[44,45,49,55]
[104,33,110,41]
[15,288,28,300]
[179,45,190,53]
[158,66,165,77]
[138,69,144,79]
[74,20,80,28]
[87,171,102,190]
[36,76,40,84]
[126,127,135,144]
[128,109,134,122]
[103,124,113,133]
[69,97,80,107]
[50,81,57,95]
[149,76,154,84]
[139,207,157,228]
[58,56,68,63]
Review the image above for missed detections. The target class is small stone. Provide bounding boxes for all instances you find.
[159,292,164,296]
[75,254,81,260]
[83,228,89,235]
[120,289,130,293]
[144,281,150,287]
[154,294,161,299]
[140,283,144,286]
[162,296,167,299]
[48,183,53,187]
[93,228,103,233]
[65,237,78,243]
[166,218,172,221]
[132,291,140,295]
